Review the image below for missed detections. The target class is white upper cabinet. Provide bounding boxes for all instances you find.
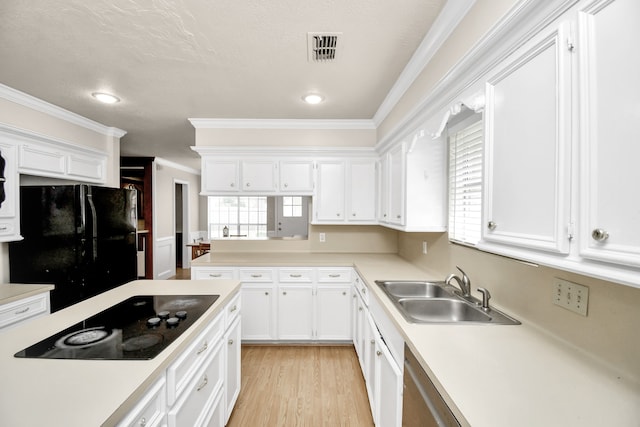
[482,20,572,254]
[577,0,640,268]
[347,160,377,222]
[314,161,345,222]
[313,158,377,224]
[240,160,277,192]
[202,159,239,193]
[279,160,314,193]
[0,139,20,242]
[379,131,447,232]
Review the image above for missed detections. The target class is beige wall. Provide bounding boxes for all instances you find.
[153,160,203,239]
[210,224,398,254]
[195,127,376,148]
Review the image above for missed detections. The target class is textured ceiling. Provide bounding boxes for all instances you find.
[0,0,447,169]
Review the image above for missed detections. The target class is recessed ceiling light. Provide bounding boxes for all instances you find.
[92,92,120,104]
[302,94,324,105]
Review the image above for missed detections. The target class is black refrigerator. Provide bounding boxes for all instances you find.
[9,185,138,312]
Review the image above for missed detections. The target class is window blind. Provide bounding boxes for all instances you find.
[448,119,483,245]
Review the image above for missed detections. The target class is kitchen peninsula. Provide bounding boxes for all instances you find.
[0,279,240,427]
[192,252,640,427]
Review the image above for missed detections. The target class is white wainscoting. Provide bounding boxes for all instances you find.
[155,236,175,279]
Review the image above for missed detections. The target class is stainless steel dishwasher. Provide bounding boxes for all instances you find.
[402,344,461,427]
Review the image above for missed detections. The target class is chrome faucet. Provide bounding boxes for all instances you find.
[445,266,471,297]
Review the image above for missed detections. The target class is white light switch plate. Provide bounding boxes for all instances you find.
[553,278,589,316]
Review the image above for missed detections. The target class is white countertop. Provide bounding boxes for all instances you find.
[0,279,240,427]
[194,252,640,427]
[0,283,54,305]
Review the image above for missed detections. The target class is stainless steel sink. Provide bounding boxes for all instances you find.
[397,298,492,323]
[376,280,451,298]
[375,280,520,325]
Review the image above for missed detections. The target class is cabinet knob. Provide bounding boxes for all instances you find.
[265,291,269,296]
[370,339,375,344]
[139,417,147,427]
[487,221,497,230]
[342,291,347,296]
[283,291,287,295]
[376,350,382,356]
[284,183,288,188]
[230,183,235,187]
[352,213,356,217]
[228,339,234,345]
[336,213,341,217]
[396,215,401,219]
[592,228,609,242]
[230,305,237,312]
[358,307,363,312]
[197,374,209,392]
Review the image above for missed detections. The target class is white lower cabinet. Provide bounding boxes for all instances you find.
[117,377,167,427]
[374,332,403,427]
[240,284,275,340]
[224,317,241,423]
[167,339,225,427]
[277,284,314,340]
[193,265,353,343]
[118,293,241,427]
[0,291,50,331]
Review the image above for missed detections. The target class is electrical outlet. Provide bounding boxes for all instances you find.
[422,241,428,254]
[553,278,589,316]
[319,232,326,242]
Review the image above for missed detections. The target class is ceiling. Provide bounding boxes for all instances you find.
[0,0,451,170]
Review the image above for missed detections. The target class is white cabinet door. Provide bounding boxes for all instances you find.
[363,312,378,422]
[347,160,377,222]
[352,287,366,370]
[483,21,572,254]
[224,317,241,423]
[241,160,277,192]
[314,161,345,222]
[374,334,403,427]
[577,0,640,267]
[202,159,239,192]
[315,285,351,340]
[0,139,20,242]
[279,161,314,193]
[277,284,313,340]
[387,143,406,226]
[240,285,275,340]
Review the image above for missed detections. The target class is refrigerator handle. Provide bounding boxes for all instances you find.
[86,192,98,261]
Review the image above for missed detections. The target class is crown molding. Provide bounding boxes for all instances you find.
[0,122,107,156]
[372,0,477,126]
[188,118,375,130]
[154,157,201,175]
[191,145,378,158]
[0,83,127,138]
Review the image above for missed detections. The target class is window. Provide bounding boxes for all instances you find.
[448,116,483,245]
[282,196,303,217]
[208,196,267,238]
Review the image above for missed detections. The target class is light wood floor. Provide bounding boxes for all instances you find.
[170,268,191,279]
[227,345,374,427]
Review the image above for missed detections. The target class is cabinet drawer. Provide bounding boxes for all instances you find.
[117,376,166,427]
[239,268,274,283]
[278,268,315,283]
[354,275,369,306]
[166,311,224,406]
[0,292,49,330]
[192,267,236,280]
[19,144,66,174]
[167,340,225,427]
[225,292,241,330]
[67,153,106,182]
[317,268,352,283]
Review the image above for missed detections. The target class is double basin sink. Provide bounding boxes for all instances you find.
[375,280,520,325]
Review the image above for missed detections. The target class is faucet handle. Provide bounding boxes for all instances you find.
[477,287,491,311]
[456,266,470,285]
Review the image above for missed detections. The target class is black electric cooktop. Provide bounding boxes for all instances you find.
[14,294,219,360]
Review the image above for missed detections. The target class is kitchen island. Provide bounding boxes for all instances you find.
[0,279,240,427]
[193,252,640,427]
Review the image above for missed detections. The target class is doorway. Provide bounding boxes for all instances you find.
[174,180,189,272]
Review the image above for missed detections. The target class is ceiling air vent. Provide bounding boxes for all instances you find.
[308,32,342,62]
